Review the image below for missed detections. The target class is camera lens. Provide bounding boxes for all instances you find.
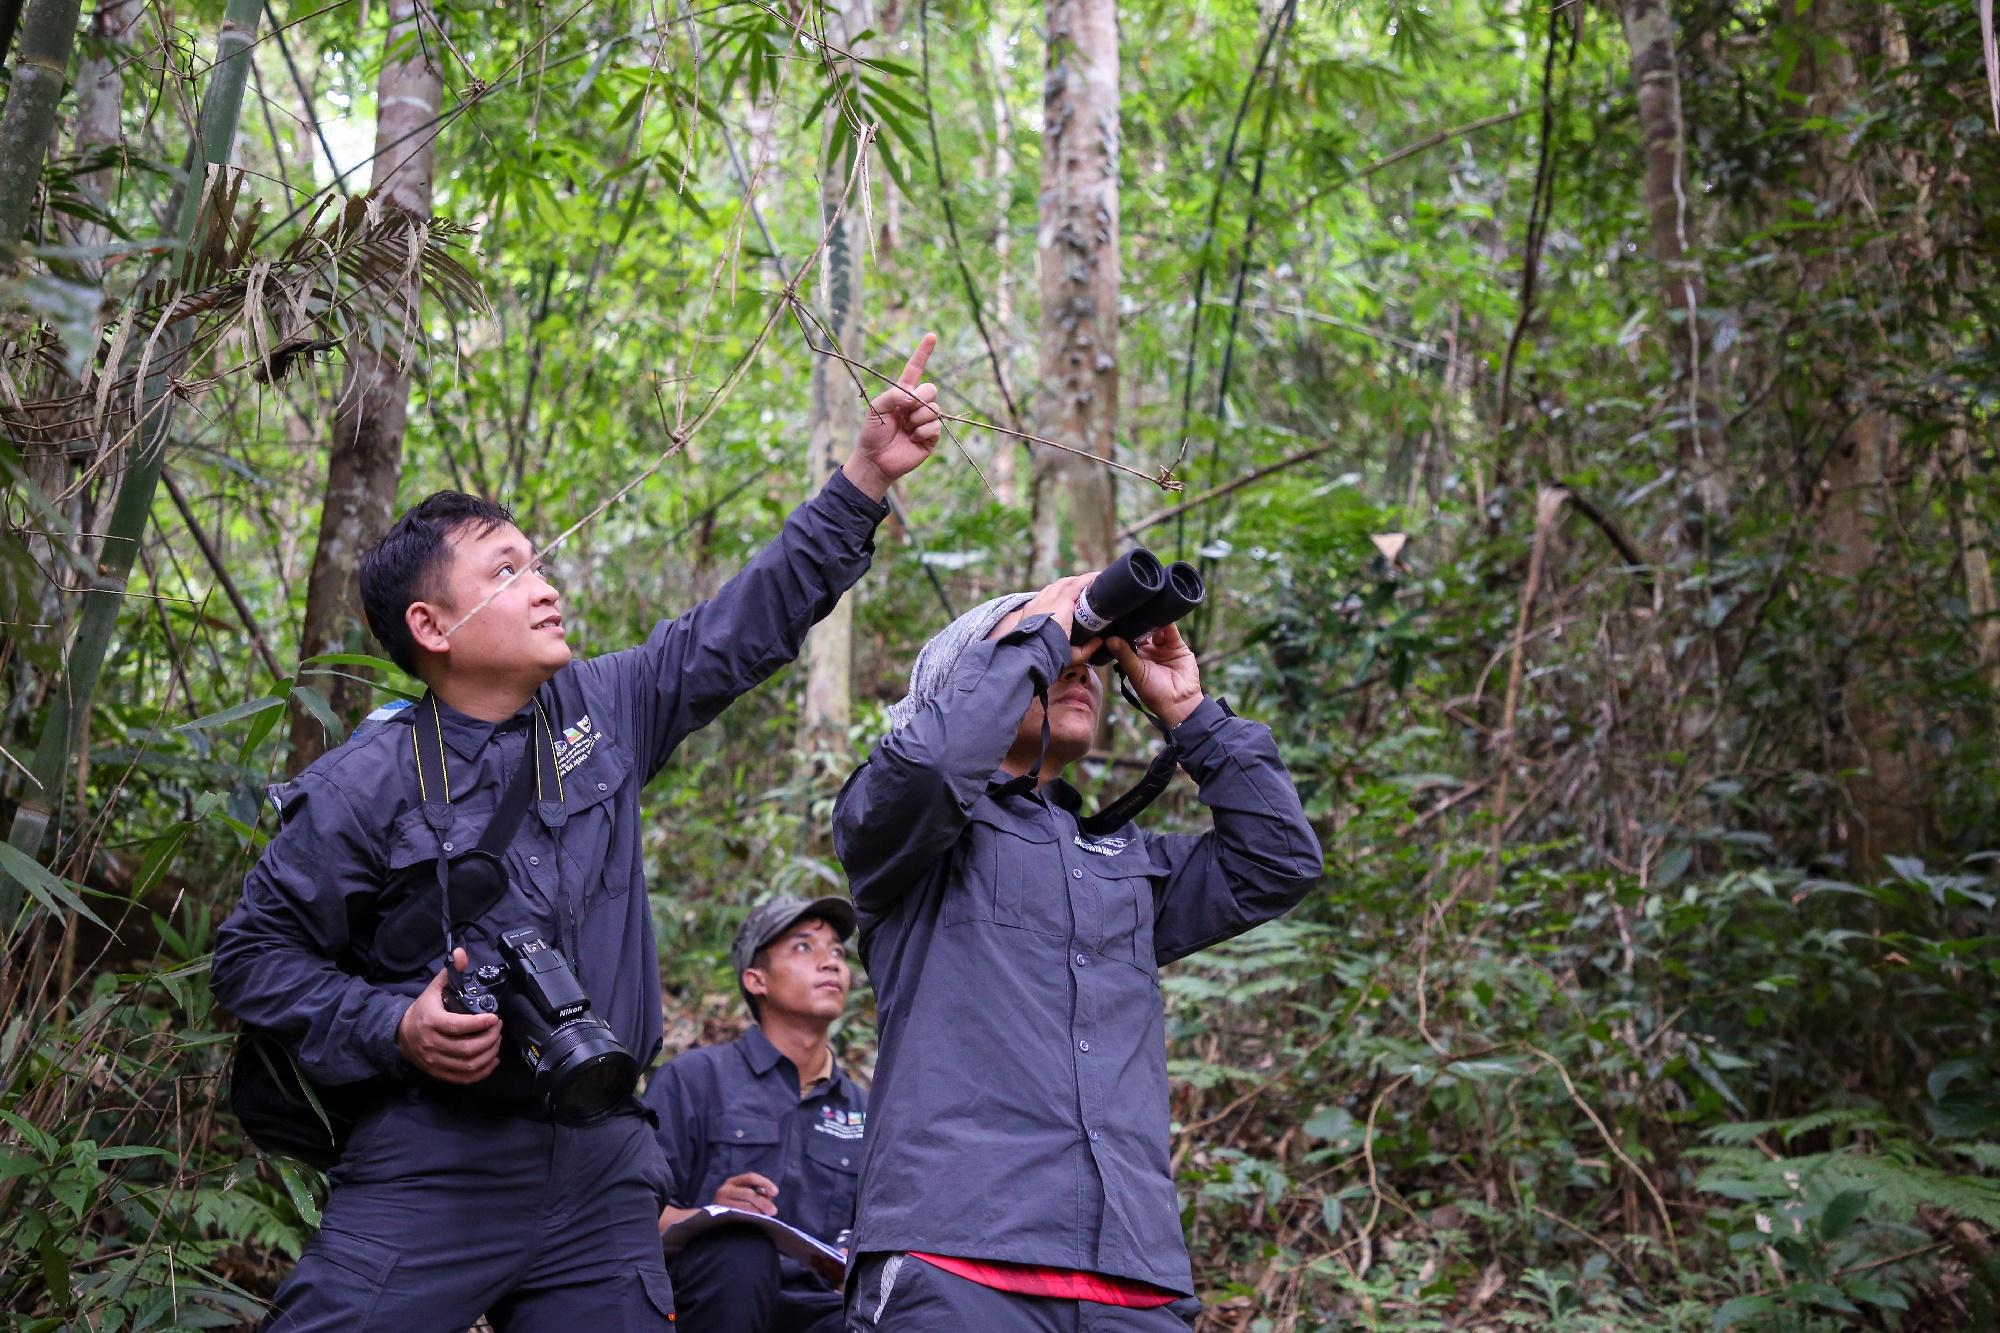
[537,1014,640,1124]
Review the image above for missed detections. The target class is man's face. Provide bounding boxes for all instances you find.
[409,522,570,686]
[745,918,852,1023]
[990,607,1106,772]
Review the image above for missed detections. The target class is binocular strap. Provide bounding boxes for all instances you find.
[1075,671,1182,839]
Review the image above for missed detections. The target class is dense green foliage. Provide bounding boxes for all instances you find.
[4,0,2000,1326]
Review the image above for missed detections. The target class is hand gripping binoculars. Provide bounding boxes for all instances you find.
[1069,548,1206,664]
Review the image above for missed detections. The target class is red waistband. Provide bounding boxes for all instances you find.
[910,1253,1181,1309]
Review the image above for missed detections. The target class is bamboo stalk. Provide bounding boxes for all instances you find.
[4,0,264,918]
[0,0,86,261]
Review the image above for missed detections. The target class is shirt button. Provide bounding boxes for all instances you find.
[1077,1039,1091,1053]
[442,841,454,852]
[1075,953,1089,967]
[1071,867,1083,879]
[1088,1130,1101,1143]
[734,1129,744,1138]
[841,1157,850,1167]
[528,856,540,866]
[597,782,608,792]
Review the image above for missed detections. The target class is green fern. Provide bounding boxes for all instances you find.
[1692,1145,2000,1230]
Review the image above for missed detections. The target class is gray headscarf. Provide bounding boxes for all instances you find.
[885,591,1036,731]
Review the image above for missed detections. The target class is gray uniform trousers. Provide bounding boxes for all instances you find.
[261,1094,674,1331]
[844,1254,1199,1333]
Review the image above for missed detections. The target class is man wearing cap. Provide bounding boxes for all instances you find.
[832,575,1322,1329]
[646,896,865,1333]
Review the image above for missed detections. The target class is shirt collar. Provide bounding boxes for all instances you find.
[426,691,536,761]
[741,1025,847,1098]
[983,771,1084,814]
[741,1023,786,1076]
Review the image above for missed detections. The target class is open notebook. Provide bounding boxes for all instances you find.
[659,1205,848,1286]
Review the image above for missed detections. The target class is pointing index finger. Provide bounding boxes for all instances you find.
[897,331,938,388]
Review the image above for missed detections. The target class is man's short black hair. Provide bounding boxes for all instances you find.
[360,491,515,675]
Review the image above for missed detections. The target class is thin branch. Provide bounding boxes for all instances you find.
[919,0,1022,429]
[442,125,881,641]
[161,470,284,680]
[1492,5,1570,482]
[262,1,346,196]
[1193,0,1297,559]
[1171,0,1294,552]
[805,341,1180,492]
[1119,441,1332,540]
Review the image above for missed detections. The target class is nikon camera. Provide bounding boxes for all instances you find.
[445,927,638,1125]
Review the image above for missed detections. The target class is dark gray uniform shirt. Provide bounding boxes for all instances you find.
[644,1025,868,1246]
[210,473,887,1088]
[832,615,1322,1295]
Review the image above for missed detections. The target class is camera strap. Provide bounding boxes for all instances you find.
[401,694,566,970]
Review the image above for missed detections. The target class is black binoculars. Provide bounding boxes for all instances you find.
[1070,548,1205,665]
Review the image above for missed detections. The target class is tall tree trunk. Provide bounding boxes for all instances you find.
[4,0,263,902]
[1617,0,1725,537]
[1030,0,1119,580]
[63,0,138,267]
[0,0,85,257]
[287,0,442,775]
[984,20,1019,506]
[1804,0,1922,866]
[797,0,872,767]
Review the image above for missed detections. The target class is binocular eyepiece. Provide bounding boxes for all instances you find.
[1070,547,1205,665]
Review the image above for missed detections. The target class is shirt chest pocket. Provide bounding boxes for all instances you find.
[944,810,1068,938]
[550,738,635,913]
[798,1127,862,1240]
[704,1120,782,1198]
[1088,840,1169,972]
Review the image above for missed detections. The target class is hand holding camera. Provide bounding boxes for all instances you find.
[442,926,640,1124]
[397,946,503,1085]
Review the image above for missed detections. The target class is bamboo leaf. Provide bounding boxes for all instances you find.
[0,842,107,930]
[175,694,286,733]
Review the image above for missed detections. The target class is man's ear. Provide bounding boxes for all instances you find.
[406,600,452,659]
[742,968,769,1001]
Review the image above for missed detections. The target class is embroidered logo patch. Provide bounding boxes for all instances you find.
[815,1106,865,1140]
[1072,834,1131,857]
[554,714,601,776]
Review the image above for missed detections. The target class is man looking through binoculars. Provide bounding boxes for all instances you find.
[833,571,1324,1330]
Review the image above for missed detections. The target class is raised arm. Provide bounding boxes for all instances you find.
[578,337,943,779]
[1103,623,1322,965]
[1145,698,1323,964]
[834,613,1073,916]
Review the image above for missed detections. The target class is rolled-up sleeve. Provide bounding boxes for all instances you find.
[577,470,887,780]
[209,777,412,1084]
[1146,697,1323,966]
[834,615,1070,916]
